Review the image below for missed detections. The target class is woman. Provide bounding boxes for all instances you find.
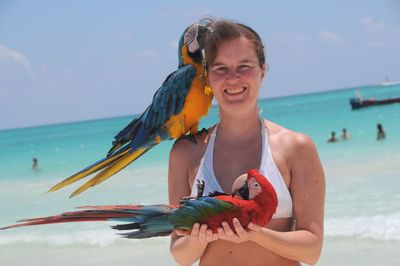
[168,19,325,266]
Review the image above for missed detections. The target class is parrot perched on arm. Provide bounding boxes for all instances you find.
[48,23,213,198]
[1,170,278,239]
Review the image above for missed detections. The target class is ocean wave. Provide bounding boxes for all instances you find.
[2,214,400,246]
[326,213,400,241]
[0,229,120,247]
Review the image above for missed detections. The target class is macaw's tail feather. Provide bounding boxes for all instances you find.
[69,147,151,198]
[107,118,140,156]
[115,215,175,239]
[48,146,130,193]
[0,208,134,230]
[0,205,176,239]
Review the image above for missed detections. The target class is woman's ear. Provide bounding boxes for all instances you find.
[261,64,268,79]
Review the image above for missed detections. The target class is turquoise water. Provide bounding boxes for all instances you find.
[0,84,400,265]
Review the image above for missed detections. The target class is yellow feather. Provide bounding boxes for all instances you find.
[48,149,129,192]
[204,85,213,96]
[167,45,213,138]
[69,148,147,198]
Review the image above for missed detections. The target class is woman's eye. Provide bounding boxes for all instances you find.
[214,67,228,75]
[238,65,251,72]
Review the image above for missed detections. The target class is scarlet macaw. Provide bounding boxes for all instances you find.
[1,170,277,239]
[48,23,213,198]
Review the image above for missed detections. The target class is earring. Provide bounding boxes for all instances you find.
[201,59,213,96]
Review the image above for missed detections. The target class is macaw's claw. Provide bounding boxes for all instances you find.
[179,180,205,206]
[197,128,208,135]
[196,180,205,198]
[176,128,209,144]
[176,134,197,144]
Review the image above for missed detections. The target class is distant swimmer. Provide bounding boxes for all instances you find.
[32,158,39,170]
[327,131,338,143]
[340,128,351,140]
[377,123,386,140]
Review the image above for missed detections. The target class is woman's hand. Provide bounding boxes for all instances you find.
[175,223,218,244]
[216,218,262,243]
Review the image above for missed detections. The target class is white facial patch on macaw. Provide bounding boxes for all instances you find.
[184,24,200,53]
[248,177,262,199]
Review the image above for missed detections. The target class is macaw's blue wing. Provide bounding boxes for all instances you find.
[117,197,239,239]
[48,64,197,198]
[108,64,197,155]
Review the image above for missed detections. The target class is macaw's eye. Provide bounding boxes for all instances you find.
[254,182,260,188]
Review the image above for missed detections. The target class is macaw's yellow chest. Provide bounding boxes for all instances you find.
[165,68,213,139]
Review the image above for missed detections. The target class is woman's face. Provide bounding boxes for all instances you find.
[208,36,266,116]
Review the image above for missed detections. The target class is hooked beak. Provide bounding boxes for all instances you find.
[232,181,249,200]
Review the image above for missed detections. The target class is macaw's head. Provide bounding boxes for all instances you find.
[178,23,209,66]
[231,169,278,205]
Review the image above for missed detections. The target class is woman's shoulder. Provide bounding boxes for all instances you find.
[169,126,215,162]
[263,119,316,152]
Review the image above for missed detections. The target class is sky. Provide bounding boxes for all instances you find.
[1,0,399,130]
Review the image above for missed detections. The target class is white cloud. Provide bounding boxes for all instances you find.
[318,31,343,44]
[0,44,33,80]
[134,49,159,59]
[360,17,400,48]
[361,16,386,31]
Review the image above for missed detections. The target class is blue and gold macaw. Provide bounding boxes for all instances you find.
[49,24,213,198]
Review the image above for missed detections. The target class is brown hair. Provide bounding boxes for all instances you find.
[203,19,266,68]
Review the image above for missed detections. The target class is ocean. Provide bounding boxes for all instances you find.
[1,84,399,266]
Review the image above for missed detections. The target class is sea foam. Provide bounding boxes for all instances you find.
[325,213,400,241]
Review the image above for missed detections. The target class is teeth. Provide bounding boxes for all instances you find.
[225,88,246,94]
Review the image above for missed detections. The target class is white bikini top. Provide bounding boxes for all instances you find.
[190,119,293,219]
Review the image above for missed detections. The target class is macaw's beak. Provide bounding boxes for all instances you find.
[231,174,249,200]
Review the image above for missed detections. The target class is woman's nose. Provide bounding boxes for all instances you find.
[226,69,239,80]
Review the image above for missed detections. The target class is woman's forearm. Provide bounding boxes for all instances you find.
[170,235,208,266]
[249,228,322,265]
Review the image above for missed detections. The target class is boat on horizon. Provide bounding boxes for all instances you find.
[350,89,400,110]
[350,97,400,109]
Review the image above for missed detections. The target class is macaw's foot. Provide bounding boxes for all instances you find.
[179,180,205,206]
[176,134,197,144]
[196,128,208,136]
[179,196,196,206]
[196,180,205,198]
[176,128,208,144]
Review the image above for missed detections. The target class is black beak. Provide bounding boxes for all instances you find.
[232,181,249,200]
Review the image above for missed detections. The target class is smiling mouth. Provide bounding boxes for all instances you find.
[224,87,247,95]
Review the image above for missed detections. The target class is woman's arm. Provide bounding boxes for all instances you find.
[217,133,325,265]
[168,140,217,266]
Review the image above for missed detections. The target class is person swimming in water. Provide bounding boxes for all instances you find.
[377,123,385,140]
[327,131,338,143]
[32,158,39,171]
[340,128,350,140]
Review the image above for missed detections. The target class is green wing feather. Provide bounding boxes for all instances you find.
[169,197,239,230]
